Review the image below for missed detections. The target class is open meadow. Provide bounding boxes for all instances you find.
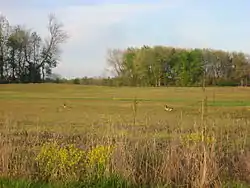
[0,84,250,187]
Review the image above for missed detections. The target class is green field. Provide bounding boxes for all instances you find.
[0,84,249,135]
[0,84,250,187]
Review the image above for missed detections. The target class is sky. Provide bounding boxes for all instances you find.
[0,0,250,78]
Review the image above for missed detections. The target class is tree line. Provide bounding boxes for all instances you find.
[50,45,250,87]
[0,13,68,83]
[106,46,250,87]
[1,13,249,87]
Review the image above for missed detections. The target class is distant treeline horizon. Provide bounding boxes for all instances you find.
[1,13,249,86]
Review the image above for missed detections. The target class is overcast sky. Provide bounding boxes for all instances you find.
[1,0,250,78]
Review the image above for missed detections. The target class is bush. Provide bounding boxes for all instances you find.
[73,78,81,85]
[35,142,115,183]
[35,142,85,182]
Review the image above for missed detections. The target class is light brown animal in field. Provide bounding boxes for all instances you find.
[165,104,173,112]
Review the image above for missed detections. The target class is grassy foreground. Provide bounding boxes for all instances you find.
[0,84,250,187]
[0,175,132,188]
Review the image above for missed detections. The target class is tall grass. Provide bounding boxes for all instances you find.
[0,114,249,187]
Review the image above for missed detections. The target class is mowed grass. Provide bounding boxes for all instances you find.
[0,84,249,134]
[0,84,250,187]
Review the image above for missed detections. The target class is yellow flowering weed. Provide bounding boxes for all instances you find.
[35,142,85,181]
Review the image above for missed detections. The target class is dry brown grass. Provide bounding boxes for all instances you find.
[0,84,250,187]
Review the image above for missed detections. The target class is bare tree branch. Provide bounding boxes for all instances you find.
[106,48,124,77]
[38,13,69,69]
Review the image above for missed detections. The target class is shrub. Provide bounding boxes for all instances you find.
[35,142,85,182]
[86,145,115,180]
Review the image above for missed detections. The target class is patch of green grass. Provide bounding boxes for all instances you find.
[1,95,250,107]
[222,181,250,188]
[208,100,250,107]
[0,178,56,188]
[1,84,249,107]
[0,178,248,188]
[0,175,133,188]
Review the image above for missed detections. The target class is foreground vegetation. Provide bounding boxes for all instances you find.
[0,84,250,187]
